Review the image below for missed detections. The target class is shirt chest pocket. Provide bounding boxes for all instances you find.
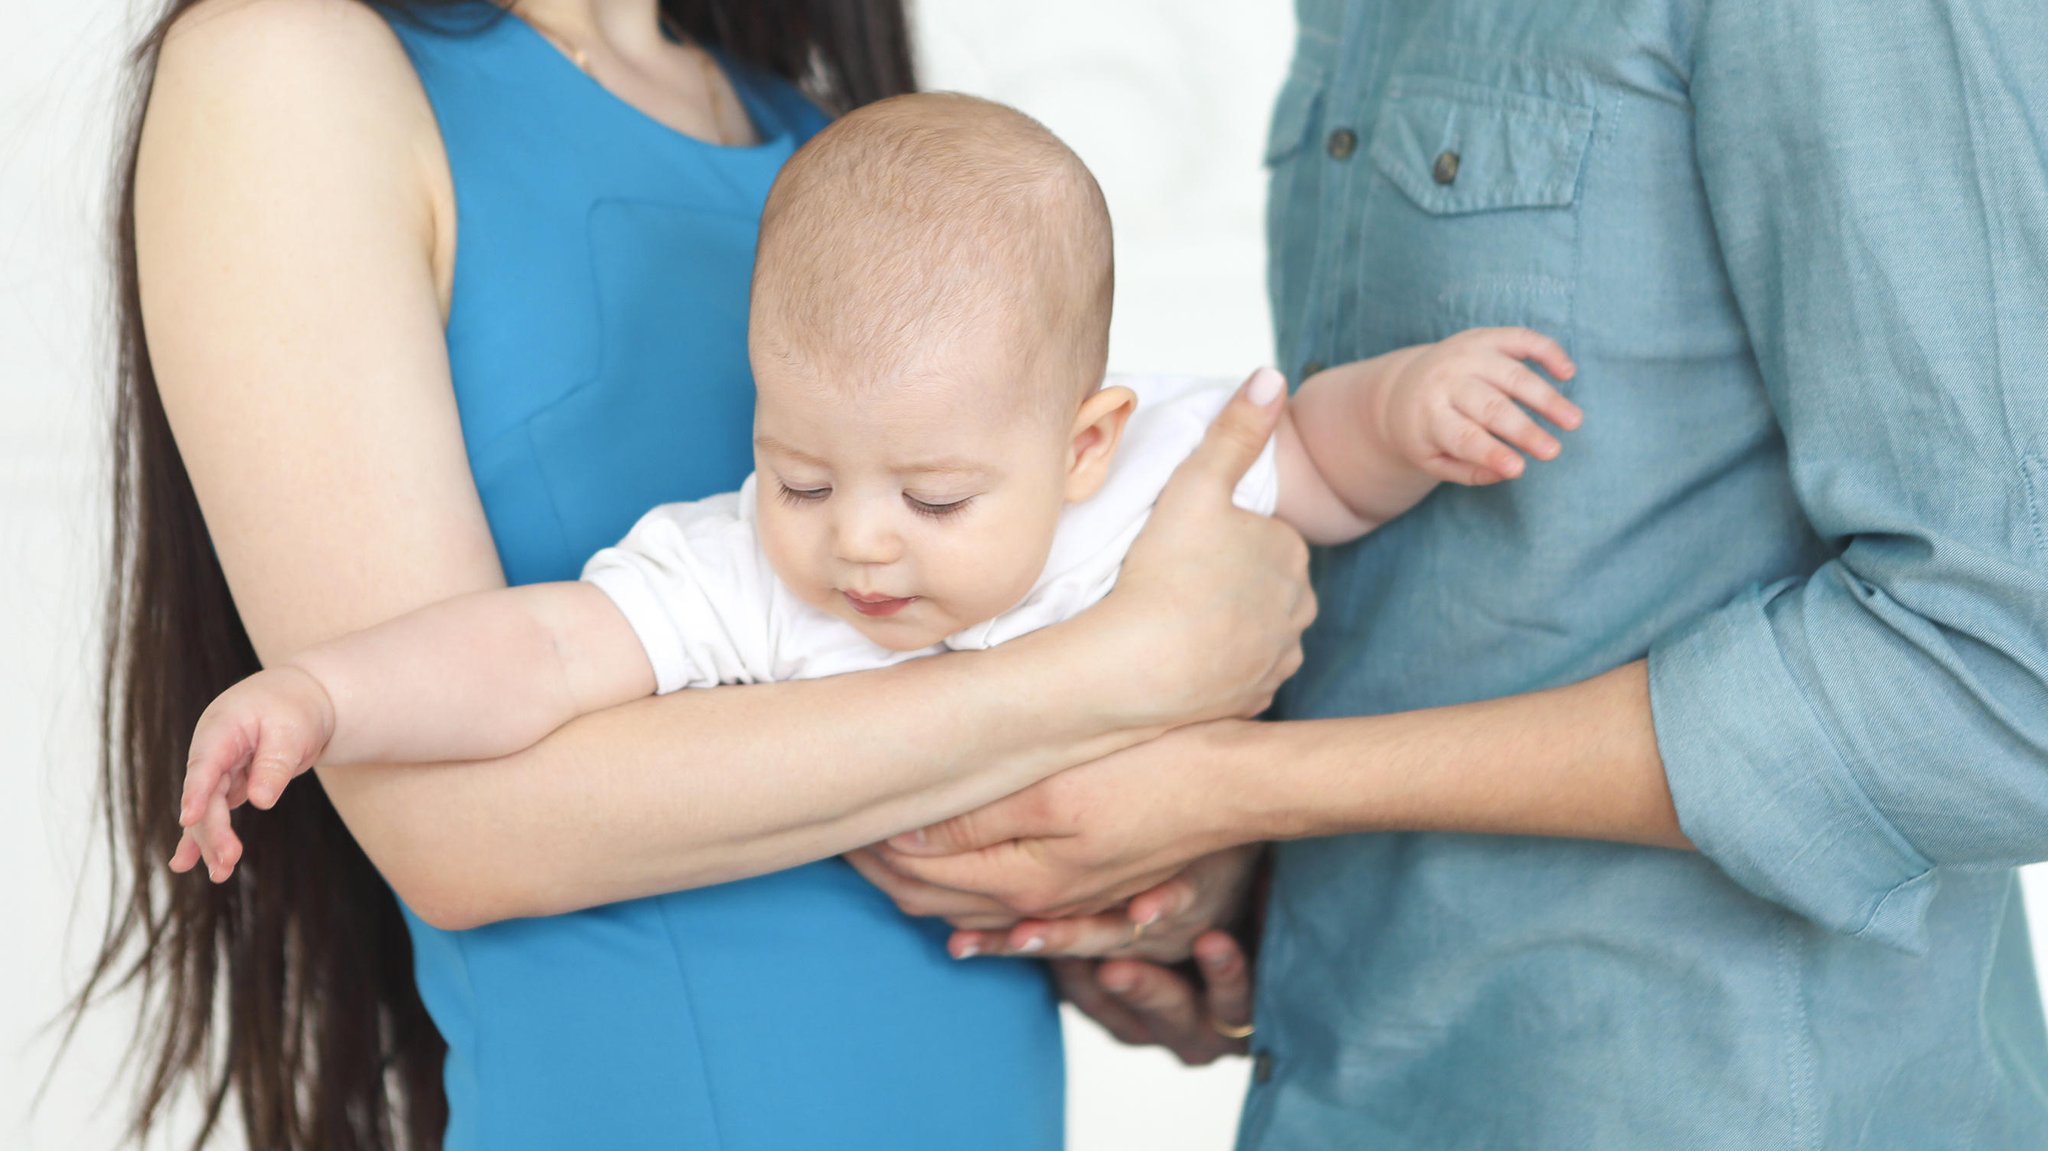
[1356,76,1594,346]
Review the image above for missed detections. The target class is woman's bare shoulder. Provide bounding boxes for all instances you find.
[144,0,453,309]
[160,0,423,94]
[149,0,439,194]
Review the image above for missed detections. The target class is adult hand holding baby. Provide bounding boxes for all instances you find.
[1085,366,1314,729]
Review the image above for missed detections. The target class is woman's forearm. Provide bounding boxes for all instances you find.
[1232,661,1689,850]
[323,626,1155,930]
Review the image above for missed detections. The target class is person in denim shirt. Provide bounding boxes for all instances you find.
[859,0,2048,1146]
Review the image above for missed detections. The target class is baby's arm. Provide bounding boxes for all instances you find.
[1273,328,1582,544]
[170,582,651,881]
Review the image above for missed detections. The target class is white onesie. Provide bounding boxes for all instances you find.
[581,374,1281,692]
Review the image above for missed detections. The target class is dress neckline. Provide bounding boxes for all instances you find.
[499,8,790,156]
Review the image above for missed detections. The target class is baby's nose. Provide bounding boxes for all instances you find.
[833,502,904,565]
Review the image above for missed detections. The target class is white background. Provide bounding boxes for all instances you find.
[6,2,2043,1150]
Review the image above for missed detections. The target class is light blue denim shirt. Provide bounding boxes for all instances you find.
[1253,2,2048,1147]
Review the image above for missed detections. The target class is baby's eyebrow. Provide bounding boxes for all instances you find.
[901,457,993,476]
[754,435,828,467]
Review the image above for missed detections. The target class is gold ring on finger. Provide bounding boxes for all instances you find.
[1211,1018,1256,1040]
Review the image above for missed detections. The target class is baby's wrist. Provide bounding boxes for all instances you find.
[275,659,342,761]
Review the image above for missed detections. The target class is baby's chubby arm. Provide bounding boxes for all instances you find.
[1271,328,1582,544]
[169,582,652,881]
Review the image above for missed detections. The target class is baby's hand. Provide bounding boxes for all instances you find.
[1377,327,1582,485]
[168,665,336,883]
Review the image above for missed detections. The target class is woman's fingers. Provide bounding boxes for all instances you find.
[1125,872,1197,928]
[1096,960,1230,1065]
[1000,911,1152,958]
[844,846,1018,926]
[1193,931,1254,1051]
[1166,367,1288,500]
[1052,960,1157,1047]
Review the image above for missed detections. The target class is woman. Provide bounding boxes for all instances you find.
[78,1,1313,1147]
[866,1,2048,1147]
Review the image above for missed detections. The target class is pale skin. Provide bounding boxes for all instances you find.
[139,0,1318,931]
[171,324,1584,880]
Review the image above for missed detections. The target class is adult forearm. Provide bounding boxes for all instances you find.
[323,629,1151,930]
[1237,661,1689,850]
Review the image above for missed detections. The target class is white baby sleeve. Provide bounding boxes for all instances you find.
[579,483,779,693]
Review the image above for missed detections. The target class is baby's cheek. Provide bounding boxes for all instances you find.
[757,512,820,596]
[957,526,1051,618]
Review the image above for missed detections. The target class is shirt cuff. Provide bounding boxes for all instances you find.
[1648,583,1938,952]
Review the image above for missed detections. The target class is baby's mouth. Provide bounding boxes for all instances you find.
[841,589,920,618]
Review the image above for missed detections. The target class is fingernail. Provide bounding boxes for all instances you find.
[1203,950,1235,972]
[1101,969,1136,994]
[1137,907,1162,928]
[1017,936,1045,954]
[955,942,980,960]
[889,829,926,851]
[1247,367,1284,406]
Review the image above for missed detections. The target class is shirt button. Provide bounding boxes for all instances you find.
[1326,128,1358,160]
[1252,1051,1276,1084]
[1432,149,1461,185]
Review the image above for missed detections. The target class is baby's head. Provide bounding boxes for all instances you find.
[748,92,1132,650]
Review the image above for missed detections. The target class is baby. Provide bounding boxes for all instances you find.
[171,92,1579,880]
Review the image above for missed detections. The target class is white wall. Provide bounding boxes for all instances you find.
[8,3,2045,1150]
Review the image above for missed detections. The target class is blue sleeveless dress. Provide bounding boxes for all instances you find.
[382,10,1063,1148]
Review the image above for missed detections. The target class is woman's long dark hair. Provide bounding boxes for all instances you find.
[75,4,914,1148]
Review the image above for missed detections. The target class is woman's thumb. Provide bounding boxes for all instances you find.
[1177,367,1287,492]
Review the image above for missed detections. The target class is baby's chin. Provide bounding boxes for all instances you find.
[835,600,958,652]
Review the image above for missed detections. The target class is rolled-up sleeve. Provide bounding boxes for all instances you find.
[1650,0,2048,950]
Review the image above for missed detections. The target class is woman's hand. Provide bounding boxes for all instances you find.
[1081,368,1314,729]
[876,720,1263,919]
[1053,930,1256,1066]
[944,846,1263,963]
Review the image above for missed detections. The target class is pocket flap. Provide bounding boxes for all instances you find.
[1369,78,1593,215]
[1264,61,1327,165]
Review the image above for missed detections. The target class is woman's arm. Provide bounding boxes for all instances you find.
[141,0,1310,931]
[868,662,1684,918]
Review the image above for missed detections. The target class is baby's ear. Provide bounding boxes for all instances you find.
[1064,385,1138,502]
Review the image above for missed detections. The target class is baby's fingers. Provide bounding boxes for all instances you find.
[180,725,250,827]
[1479,327,1577,383]
[1431,404,1528,480]
[246,747,307,811]
[168,829,203,874]
[1455,380,1561,464]
[1420,457,1508,487]
[195,781,244,883]
[1494,362,1583,432]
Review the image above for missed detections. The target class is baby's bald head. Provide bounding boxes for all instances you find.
[750,92,1114,421]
